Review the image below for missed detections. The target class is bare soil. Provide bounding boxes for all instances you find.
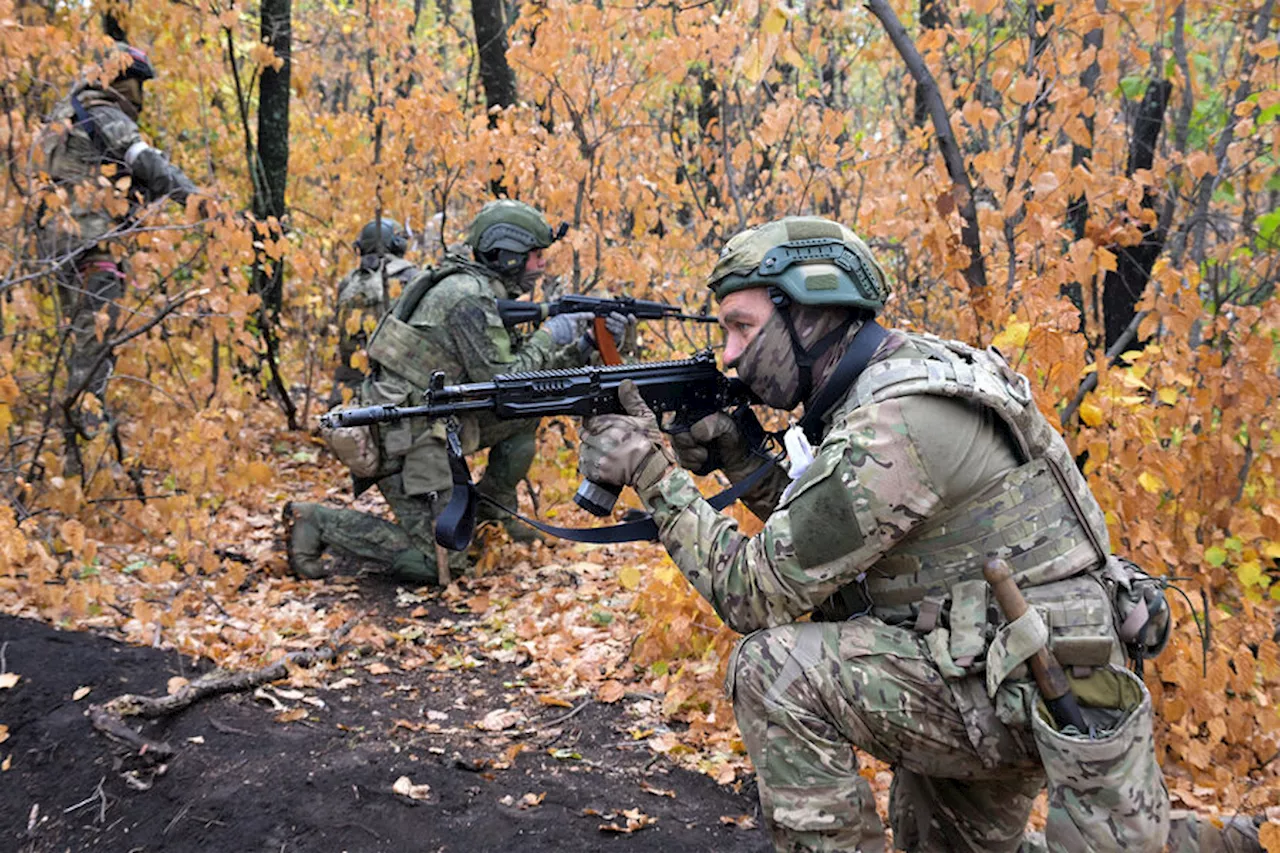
[0,573,771,853]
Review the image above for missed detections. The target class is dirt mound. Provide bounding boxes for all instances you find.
[0,614,770,852]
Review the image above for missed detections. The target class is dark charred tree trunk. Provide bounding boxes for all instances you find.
[102,11,127,40]
[472,0,517,115]
[252,0,296,427]
[912,0,947,127]
[1101,79,1171,349]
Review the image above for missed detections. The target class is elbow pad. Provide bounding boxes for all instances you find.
[124,142,198,204]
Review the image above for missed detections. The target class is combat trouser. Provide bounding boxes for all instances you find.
[728,615,1168,853]
[286,472,462,583]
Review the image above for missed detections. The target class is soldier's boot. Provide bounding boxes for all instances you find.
[282,502,327,578]
[475,429,543,545]
[1166,811,1263,853]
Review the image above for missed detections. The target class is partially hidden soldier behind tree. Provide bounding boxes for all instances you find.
[574,216,1264,853]
[286,200,628,583]
[330,218,420,407]
[34,42,206,476]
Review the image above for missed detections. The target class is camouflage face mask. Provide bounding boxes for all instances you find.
[513,264,542,297]
[732,309,805,410]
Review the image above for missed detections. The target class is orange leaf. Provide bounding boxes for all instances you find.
[598,680,626,703]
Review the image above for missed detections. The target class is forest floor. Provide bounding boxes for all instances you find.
[0,567,772,853]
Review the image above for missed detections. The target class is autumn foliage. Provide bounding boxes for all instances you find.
[0,0,1277,826]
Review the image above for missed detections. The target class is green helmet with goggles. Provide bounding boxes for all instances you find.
[706,217,889,313]
[466,200,562,277]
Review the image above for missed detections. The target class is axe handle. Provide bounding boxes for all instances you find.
[984,558,1089,732]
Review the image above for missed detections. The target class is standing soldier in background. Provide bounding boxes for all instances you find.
[288,200,629,583]
[576,216,1180,852]
[330,218,420,406]
[35,42,206,476]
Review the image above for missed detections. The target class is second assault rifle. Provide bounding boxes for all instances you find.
[321,351,764,549]
[495,295,717,365]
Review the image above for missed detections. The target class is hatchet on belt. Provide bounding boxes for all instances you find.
[984,558,1090,733]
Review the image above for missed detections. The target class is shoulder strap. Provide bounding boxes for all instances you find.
[70,94,105,151]
[797,320,889,444]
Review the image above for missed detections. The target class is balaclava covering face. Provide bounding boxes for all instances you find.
[732,299,853,410]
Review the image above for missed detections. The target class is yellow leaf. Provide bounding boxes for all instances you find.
[1257,41,1279,60]
[1079,401,1104,427]
[618,565,642,591]
[1157,387,1178,405]
[0,725,8,744]
[0,404,10,433]
[991,319,1030,351]
[761,6,787,35]
[1263,542,1280,560]
[1137,471,1164,494]
[247,461,273,485]
[1238,560,1264,588]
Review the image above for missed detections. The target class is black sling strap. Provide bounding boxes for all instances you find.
[796,320,889,445]
[434,437,784,549]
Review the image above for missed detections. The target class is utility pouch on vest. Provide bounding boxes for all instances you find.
[1032,665,1170,853]
[319,404,381,478]
[365,314,438,390]
[1094,555,1172,665]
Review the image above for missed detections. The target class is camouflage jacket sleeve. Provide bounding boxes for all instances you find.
[445,295,583,381]
[86,103,198,205]
[637,397,945,633]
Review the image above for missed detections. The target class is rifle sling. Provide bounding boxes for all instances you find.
[436,448,783,549]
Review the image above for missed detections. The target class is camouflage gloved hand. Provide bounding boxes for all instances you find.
[579,379,674,494]
[544,311,593,346]
[670,411,761,481]
[582,311,639,357]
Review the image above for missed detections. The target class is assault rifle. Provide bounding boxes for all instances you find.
[495,295,717,364]
[321,351,763,549]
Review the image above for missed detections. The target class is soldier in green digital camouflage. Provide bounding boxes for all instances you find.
[286,200,628,583]
[575,216,1191,852]
[35,43,206,474]
[330,218,421,406]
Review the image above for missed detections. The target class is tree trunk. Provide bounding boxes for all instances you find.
[911,0,947,127]
[1100,79,1171,349]
[472,0,517,114]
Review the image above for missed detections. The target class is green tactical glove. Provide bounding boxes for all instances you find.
[579,379,674,495]
[670,411,763,482]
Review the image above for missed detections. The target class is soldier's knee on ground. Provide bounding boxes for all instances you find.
[283,502,326,579]
[390,549,439,585]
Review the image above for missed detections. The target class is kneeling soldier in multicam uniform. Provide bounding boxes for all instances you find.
[577,216,1187,852]
[286,200,629,584]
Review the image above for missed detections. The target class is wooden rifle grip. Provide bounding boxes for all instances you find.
[594,316,622,365]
